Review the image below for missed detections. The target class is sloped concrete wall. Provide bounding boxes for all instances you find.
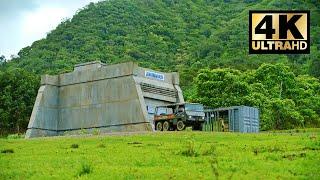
[26,85,59,138]
[57,75,151,134]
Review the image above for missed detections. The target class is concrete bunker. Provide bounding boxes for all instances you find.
[26,61,184,138]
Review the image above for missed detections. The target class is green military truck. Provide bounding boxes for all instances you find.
[154,103,205,131]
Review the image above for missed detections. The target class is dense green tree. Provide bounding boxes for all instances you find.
[309,60,320,79]
[0,55,6,67]
[194,68,250,107]
[0,69,39,134]
[293,75,320,127]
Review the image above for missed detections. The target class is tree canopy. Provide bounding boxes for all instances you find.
[4,0,319,77]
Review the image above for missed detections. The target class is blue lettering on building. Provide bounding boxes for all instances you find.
[145,71,165,81]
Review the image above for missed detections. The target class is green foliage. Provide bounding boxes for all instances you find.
[0,68,39,134]
[195,68,248,107]
[71,144,79,149]
[92,128,100,136]
[77,162,93,176]
[97,143,106,148]
[0,55,6,67]
[181,138,199,157]
[193,63,320,130]
[1,149,14,154]
[6,134,24,139]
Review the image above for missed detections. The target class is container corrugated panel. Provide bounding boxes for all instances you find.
[233,109,240,132]
[229,110,234,132]
[237,106,259,133]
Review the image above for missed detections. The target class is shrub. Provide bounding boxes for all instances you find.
[71,144,79,149]
[181,139,199,157]
[77,162,93,176]
[7,134,23,139]
[80,129,87,135]
[93,129,100,135]
[210,156,219,179]
[202,145,217,156]
[1,149,14,153]
[127,142,142,145]
[97,143,106,148]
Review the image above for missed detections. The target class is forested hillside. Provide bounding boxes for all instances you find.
[0,0,319,134]
[2,0,320,78]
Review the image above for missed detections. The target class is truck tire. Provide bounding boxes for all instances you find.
[156,122,163,131]
[199,123,203,131]
[192,124,199,130]
[176,120,185,131]
[163,121,170,131]
[192,123,203,131]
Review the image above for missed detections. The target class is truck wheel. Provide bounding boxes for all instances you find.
[156,122,163,131]
[176,120,185,131]
[192,124,199,130]
[199,123,203,131]
[192,123,203,131]
[163,121,170,131]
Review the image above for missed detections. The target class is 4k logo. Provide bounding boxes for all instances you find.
[249,10,310,54]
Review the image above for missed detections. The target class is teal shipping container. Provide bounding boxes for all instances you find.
[203,106,259,133]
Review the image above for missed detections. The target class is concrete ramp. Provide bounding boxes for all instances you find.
[26,61,184,138]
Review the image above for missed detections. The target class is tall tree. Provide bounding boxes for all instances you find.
[0,68,39,134]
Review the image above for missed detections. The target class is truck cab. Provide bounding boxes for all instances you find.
[154,103,205,131]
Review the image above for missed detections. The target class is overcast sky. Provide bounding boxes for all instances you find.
[0,0,100,58]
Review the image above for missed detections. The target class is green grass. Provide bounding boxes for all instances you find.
[1,130,320,179]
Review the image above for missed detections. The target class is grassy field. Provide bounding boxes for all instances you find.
[1,130,320,179]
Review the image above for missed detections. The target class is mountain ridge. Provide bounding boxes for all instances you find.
[2,0,318,81]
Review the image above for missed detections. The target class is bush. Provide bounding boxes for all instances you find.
[202,145,217,156]
[97,143,106,148]
[80,129,88,135]
[181,139,199,157]
[77,162,93,176]
[92,129,100,135]
[7,134,24,139]
[71,144,79,149]
[1,149,14,153]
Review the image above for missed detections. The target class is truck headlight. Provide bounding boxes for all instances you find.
[202,117,205,120]
[188,116,192,119]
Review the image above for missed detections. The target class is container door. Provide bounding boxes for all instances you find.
[250,107,254,132]
[252,108,259,132]
[243,107,251,132]
[229,110,233,132]
[234,109,239,132]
